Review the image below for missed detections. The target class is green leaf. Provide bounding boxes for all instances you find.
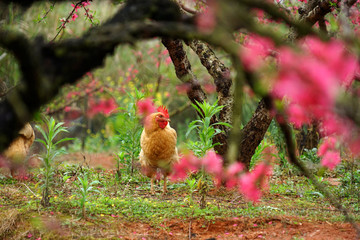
[191,102,204,118]
[186,124,200,138]
[35,125,48,142]
[63,175,71,182]
[54,137,74,146]
[35,138,47,147]
[213,122,232,128]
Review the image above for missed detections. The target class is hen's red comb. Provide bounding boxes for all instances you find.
[157,105,169,118]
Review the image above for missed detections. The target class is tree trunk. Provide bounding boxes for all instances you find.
[237,98,273,170]
[296,122,320,155]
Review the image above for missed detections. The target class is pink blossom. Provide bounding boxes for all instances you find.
[170,153,200,181]
[202,150,223,176]
[227,162,244,176]
[71,4,81,12]
[82,0,91,7]
[196,3,216,33]
[321,151,341,170]
[304,37,358,88]
[64,106,71,112]
[239,34,274,71]
[176,83,191,95]
[203,83,216,94]
[287,104,311,128]
[66,91,79,99]
[274,47,338,111]
[225,162,244,189]
[239,163,272,202]
[165,56,172,66]
[71,13,78,21]
[87,98,118,118]
[317,137,337,157]
[320,115,350,137]
[272,37,359,131]
[136,98,156,117]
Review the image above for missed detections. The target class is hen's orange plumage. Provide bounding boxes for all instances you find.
[4,123,35,176]
[139,106,178,194]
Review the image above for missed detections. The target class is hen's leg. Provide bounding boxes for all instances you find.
[163,175,168,194]
[151,177,155,195]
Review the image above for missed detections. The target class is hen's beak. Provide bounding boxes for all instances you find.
[165,118,171,122]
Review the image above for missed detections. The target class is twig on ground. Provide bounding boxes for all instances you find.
[188,220,192,240]
[21,183,37,198]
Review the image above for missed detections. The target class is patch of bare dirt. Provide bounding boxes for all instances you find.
[59,152,116,169]
[107,217,357,240]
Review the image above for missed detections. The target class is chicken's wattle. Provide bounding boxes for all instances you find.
[158,120,168,129]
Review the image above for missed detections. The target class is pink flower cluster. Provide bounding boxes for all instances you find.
[196,1,217,33]
[268,37,359,169]
[239,34,275,71]
[136,98,156,117]
[275,37,357,117]
[317,137,341,170]
[70,1,91,22]
[87,98,118,118]
[239,163,272,202]
[273,37,357,119]
[170,150,272,202]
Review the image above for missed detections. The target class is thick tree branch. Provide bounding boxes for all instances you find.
[289,0,357,40]
[238,98,273,169]
[0,0,189,151]
[161,38,207,106]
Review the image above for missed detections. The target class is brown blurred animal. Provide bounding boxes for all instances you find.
[139,106,178,194]
[3,123,35,176]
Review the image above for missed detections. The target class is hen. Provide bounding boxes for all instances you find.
[4,123,35,176]
[139,106,178,194]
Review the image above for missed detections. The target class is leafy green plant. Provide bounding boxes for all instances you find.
[36,116,73,207]
[185,178,197,205]
[74,174,100,219]
[300,148,326,176]
[249,138,274,169]
[186,100,231,157]
[300,148,320,164]
[113,89,143,176]
[268,120,299,176]
[186,100,231,208]
[338,167,360,209]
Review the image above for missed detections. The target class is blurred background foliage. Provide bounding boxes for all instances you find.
[0,1,258,153]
